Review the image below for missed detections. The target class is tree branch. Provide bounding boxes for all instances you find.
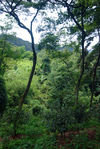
[9,10,30,33]
[65,2,86,36]
[30,8,40,32]
[11,0,22,12]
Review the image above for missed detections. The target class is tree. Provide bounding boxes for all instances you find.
[0,15,15,75]
[89,0,100,107]
[0,15,15,116]
[47,0,100,105]
[0,0,48,136]
[38,33,59,51]
[0,0,47,110]
[44,49,76,135]
[0,38,12,75]
[79,0,100,107]
[47,0,90,103]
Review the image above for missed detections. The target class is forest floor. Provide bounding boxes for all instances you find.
[57,127,99,149]
[0,126,100,149]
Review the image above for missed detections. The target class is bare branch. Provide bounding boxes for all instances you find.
[30,9,40,31]
[11,0,22,12]
[9,10,30,33]
[65,3,86,36]
[0,8,7,13]
[11,0,15,6]
[5,0,11,8]
[0,1,9,12]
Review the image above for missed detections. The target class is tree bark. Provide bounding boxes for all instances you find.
[19,32,37,109]
[12,32,37,136]
[76,4,86,103]
[90,50,100,108]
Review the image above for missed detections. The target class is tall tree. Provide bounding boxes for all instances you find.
[0,0,47,109]
[48,0,88,102]
[90,0,100,107]
[0,0,49,136]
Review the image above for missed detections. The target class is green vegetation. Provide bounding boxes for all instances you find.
[0,42,100,148]
[0,0,100,149]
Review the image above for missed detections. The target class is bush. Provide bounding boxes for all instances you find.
[0,105,31,137]
[2,137,34,149]
[32,105,42,115]
[44,106,74,134]
[74,102,89,123]
[34,135,57,149]
[66,133,96,149]
[91,101,100,121]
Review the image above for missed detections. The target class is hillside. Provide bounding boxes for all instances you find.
[0,34,38,51]
[0,34,74,52]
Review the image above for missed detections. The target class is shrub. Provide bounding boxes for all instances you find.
[74,102,89,123]
[91,101,100,121]
[1,105,31,137]
[34,135,57,149]
[32,105,42,115]
[44,105,74,135]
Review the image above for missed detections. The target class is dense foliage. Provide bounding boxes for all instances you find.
[0,0,100,148]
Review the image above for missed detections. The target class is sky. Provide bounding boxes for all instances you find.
[12,16,99,50]
[14,21,41,43]
[0,12,41,44]
[0,11,99,49]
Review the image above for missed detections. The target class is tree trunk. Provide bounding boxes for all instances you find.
[12,32,37,136]
[90,48,100,108]
[65,2,86,103]
[76,4,85,103]
[90,29,100,108]
[19,32,37,109]
[76,33,85,103]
